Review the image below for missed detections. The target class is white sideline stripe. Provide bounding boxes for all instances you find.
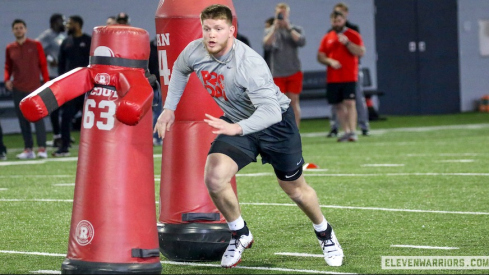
[0,250,352,275]
[0,175,72,178]
[361,164,405,167]
[237,172,274,177]
[160,260,355,274]
[0,199,74,202]
[407,153,479,157]
[0,188,8,191]
[275,252,324,258]
[52,183,75,186]
[0,157,78,166]
[237,172,489,177]
[1,199,488,215]
[0,250,65,257]
[301,123,489,138]
[30,271,61,274]
[437,159,474,163]
[390,245,459,250]
[0,155,163,167]
[241,202,489,215]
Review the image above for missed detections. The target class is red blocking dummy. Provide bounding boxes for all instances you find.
[58,26,161,274]
[155,0,239,261]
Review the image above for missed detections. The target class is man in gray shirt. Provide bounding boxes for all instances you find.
[36,13,66,146]
[154,4,343,269]
[263,3,305,128]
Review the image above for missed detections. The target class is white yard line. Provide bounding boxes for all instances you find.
[0,250,65,257]
[52,183,75,186]
[237,172,489,177]
[275,252,324,258]
[161,260,355,274]
[390,245,459,250]
[301,123,489,138]
[361,164,405,167]
[437,159,474,163]
[0,250,353,275]
[1,198,487,215]
[241,202,489,215]
[0,188,8,191]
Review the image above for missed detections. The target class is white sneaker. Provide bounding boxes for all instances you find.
[17,150,35,159]
[37,149,48,159]
[317,224,344,266]
[221,230,254,268]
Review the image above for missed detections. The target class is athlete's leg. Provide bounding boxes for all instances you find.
[204,153,241,222]
[277,175,323,224]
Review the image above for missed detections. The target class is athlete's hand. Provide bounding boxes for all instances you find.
[154,109,175,139]
[204,114,243,136]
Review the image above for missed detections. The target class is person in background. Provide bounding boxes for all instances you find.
[36,13,66,147]
[54,15,91,157]
[149,36,162,146]
[236,22,251,47]
[116,12,130,25]
[4,19,49,159]
[106,16,116,26]
[0,122,6,160]
[263,3,305,128]
[327,2,370,137]
[317,11,365,142]
[155,4,343,269]
[263,17,275,68]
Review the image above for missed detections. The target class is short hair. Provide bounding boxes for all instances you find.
[330,10,345,19]
[276,3,290,11]
[50,13,63,25]
[334,2,349,12]
[69,15,84,29]
[265,17,275,26]
[200,4,233,25]
[12,19,26,29]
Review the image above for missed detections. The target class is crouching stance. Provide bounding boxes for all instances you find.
[154,4,344,268]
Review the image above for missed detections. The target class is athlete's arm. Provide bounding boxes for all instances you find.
[236,58,282,135]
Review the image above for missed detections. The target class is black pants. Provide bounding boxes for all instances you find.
[0,122,5,152]
[12,89,46,149]
[60,94,85,149]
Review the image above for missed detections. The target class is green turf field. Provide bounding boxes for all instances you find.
[1,112,488,274]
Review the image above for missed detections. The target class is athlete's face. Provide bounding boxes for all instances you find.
[202,18,235,57]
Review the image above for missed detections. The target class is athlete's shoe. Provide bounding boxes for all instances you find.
[37,148,48,159]
[221,229,254,268]
[0,151,6,161]
[316,223,344,267]
[17,149,35,159]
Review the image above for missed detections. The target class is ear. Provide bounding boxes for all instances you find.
[229,25,235,37]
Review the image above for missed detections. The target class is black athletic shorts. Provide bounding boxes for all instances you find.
[208,107,304,172]
[326,82,357,104]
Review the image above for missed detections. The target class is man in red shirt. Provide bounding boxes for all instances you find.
[317,11,365,142]
[4,19,50,159]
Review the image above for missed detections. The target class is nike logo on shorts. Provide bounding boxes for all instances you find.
[285,169,300,179]
[297,158,303,166]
